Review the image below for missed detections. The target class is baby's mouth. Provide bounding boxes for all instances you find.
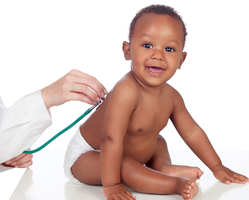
[147,66,164,72]
[147,66,165,76]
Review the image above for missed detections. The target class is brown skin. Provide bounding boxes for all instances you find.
[71,13,249,200]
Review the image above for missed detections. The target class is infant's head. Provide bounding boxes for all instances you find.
[122,4,188,86]
[129,4,187,48]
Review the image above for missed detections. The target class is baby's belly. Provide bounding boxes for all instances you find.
[123,138,157,164]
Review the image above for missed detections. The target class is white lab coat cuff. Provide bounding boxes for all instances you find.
[25,90,52,133]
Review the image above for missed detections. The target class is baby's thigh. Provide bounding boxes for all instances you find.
[71,151,102,185]
[146,135,171,170]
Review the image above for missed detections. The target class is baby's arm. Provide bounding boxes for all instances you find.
[170,91,249,184]
[101,82,138,200]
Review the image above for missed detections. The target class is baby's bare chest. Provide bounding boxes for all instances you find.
[123,99,173,163]
[127,98,173,136]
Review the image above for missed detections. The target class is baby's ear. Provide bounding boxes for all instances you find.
[178,52,187,69]
[122,41,131,60]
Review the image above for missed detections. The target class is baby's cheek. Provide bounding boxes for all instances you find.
[131,59,140,71]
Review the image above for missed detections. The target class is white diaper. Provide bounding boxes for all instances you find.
[63,127,100,183]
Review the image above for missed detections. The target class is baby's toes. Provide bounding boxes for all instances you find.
[197,169,204,180]
[182,192,192,200]
[183,181,195,193]
[181,180,198,200]
[186,180,196,188]
[183,187,191,194]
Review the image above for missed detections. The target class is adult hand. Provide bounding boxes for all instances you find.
[41,69,108,109]
[2,150,33,168]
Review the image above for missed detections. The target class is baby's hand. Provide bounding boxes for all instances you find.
[212,164,249,184]
[103,183,136,200]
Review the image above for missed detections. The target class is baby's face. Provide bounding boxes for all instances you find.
[123,13,186,88]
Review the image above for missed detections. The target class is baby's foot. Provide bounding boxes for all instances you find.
[177,179,199,200]
[160,165,203,180]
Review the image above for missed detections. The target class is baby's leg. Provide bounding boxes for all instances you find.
[146,135,204,180]
[71,151,198,199]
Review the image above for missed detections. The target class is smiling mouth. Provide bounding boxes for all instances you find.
[147,66,165,76]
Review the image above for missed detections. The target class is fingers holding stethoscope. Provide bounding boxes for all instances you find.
[66,81,105,105]
[3,149,33,168]
[41,69,108,109]
[69,69,108,101]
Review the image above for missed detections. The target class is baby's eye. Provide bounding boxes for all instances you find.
[165,47,175,52]
[143,44,152,49]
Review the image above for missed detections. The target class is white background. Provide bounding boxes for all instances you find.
[0,0,249,199]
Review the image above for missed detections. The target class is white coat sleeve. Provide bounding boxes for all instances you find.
[0,90,52,171]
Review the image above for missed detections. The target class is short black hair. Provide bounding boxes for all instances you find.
[129,4,187,46]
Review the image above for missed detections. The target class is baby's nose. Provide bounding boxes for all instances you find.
[151,48,164,60]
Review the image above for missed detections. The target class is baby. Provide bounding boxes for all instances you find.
[64,4,249,200]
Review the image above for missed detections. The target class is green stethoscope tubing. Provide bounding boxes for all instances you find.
[23,100,103,154]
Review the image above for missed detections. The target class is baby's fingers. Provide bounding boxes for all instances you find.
[118,192,135,200]
[219,172,249,184]
[126,192,136,199]
[218,174,231,185]
[108,193,135,200]
[230,172,249,183]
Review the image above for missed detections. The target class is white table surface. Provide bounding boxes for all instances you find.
[10,150,249,200]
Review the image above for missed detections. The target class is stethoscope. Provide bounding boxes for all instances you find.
[23,98,104,154]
